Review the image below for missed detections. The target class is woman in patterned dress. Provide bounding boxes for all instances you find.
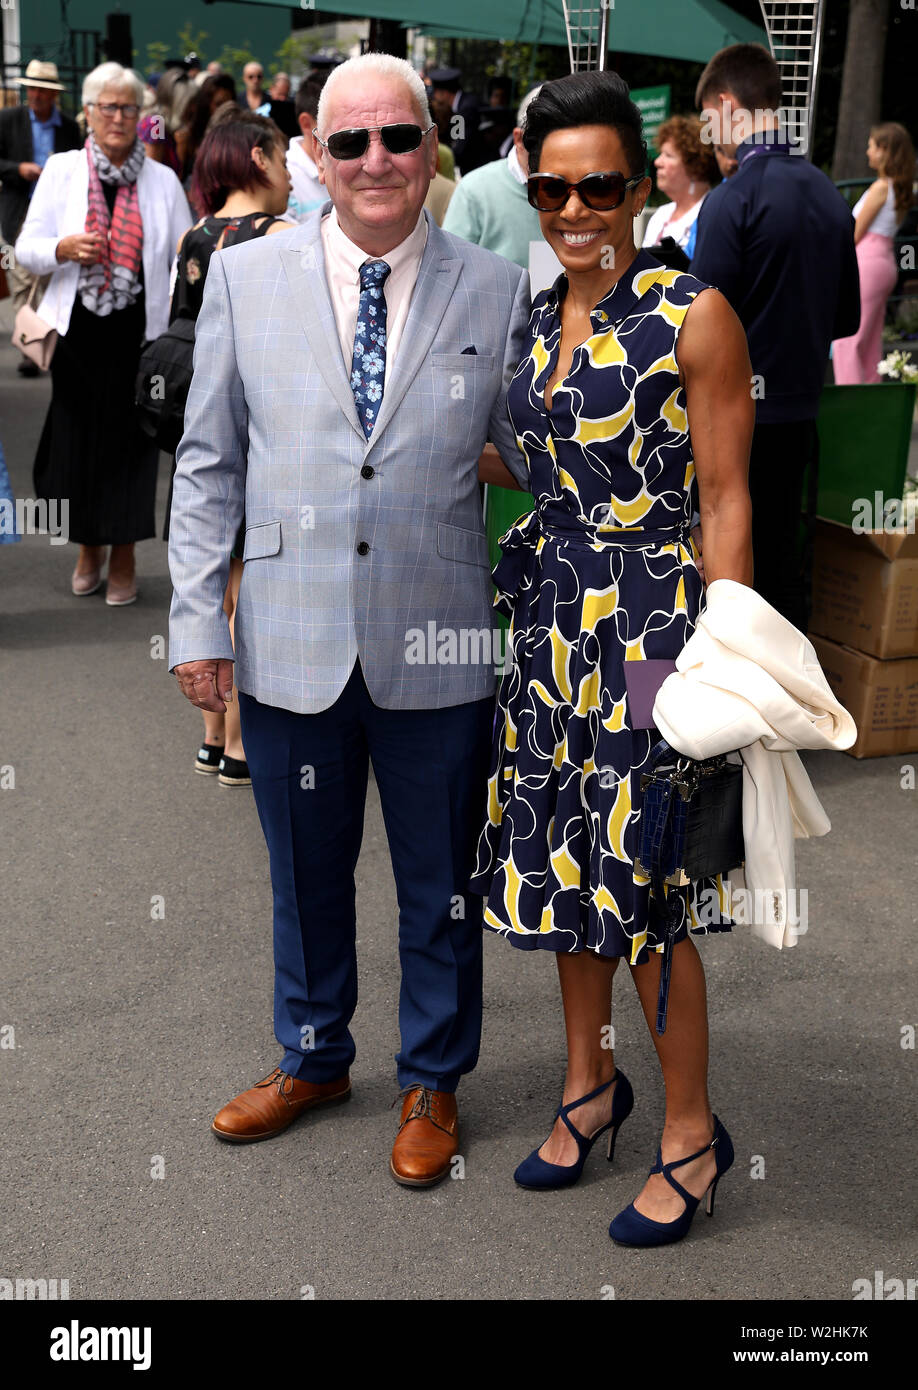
[469,73,754,1245]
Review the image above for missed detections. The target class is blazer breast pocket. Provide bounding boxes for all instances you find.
[242,519,282,560]
[430,352,496,373]
[437,521,490,568]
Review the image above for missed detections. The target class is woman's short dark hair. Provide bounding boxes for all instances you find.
[192,107,283,215]
[522,71,647,177]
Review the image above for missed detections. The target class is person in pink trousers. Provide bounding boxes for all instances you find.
[833,122,915,384]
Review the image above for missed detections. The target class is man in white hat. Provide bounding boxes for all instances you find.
[0,61,81,373]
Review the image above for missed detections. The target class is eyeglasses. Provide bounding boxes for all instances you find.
[315,123,435,161]
[90,103,139,120]
[527,171,646,212]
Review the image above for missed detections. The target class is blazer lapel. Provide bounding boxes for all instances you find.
[366,215,462,453]
[280,212,365,444]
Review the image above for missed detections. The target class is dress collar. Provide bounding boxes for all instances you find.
[543,247,669,329]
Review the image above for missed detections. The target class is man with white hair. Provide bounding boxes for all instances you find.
[169,53,530,1187]
[443,87,543,269]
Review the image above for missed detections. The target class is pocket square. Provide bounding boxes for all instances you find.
[460,345,478,355]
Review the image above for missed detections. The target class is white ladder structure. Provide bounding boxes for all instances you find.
[758,0,827,157]
[561,0,611,74]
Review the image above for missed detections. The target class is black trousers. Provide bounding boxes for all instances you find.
[747,418,819,634]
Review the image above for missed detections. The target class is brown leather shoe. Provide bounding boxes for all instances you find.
[212,1066,350,1143]
[390,1085,458,1187]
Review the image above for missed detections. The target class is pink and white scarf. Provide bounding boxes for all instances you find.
[79,133,145,316]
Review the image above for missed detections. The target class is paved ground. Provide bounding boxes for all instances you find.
[1,301,916,1302]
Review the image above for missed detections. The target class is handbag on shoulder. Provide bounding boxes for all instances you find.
[12,278,57,370]
[636,739,744,1035]
[134,316,196,454]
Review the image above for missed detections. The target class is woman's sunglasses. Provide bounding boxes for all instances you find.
[316,123,435,161]
[527,171,646,212]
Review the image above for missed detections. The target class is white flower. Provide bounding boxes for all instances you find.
[877,350,918,383]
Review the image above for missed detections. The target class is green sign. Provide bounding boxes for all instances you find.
[632,84,672,162]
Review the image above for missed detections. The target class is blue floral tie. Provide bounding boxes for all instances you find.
[350,259,391,438]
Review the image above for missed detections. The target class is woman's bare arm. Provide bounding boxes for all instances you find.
[678,287,754,587]
[853,179,887,244]
[478,443,523,490]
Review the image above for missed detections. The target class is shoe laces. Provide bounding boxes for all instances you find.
[392,1084,452,1134]
[255,1068,295,1103]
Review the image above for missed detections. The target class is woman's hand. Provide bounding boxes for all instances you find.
[55,233,104,266]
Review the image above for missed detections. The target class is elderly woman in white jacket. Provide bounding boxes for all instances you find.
[16,62,191,605]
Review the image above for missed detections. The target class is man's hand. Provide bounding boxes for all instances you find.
[174,659,235,713]
[18,161,42,182]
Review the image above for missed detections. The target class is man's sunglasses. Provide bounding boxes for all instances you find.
[527,171,646,212]
[315,123,435,161]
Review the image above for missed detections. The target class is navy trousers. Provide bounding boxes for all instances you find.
[238,662,494,1092]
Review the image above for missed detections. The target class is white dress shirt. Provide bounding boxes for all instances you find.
[506,144,527,185]
[320,206,429,387]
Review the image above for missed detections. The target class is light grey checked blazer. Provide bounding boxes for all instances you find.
[168,205,531,713]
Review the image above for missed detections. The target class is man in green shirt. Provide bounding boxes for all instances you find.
[443,87,542,269]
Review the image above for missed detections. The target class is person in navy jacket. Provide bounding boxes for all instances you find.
[692,43,860,633]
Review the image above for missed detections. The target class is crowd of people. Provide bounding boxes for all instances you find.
[0,39,912,1246]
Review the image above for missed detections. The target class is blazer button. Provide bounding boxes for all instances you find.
[356,541,370,556]
[360,464,375,480]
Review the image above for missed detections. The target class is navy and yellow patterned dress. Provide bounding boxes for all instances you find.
[470,249,732,963]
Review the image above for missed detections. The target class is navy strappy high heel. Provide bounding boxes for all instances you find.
[609,1114,734,1246]
[514,1069,634,1190]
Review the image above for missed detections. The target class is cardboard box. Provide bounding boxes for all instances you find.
[810,518,918,660]
[809,633,918,758]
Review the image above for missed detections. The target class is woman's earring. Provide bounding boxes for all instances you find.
[689,180,696,196]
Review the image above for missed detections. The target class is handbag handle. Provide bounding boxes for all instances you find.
[643,743,687,1035]
[647,781,682,1035]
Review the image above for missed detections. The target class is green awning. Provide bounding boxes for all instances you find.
[227,1,765,63]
